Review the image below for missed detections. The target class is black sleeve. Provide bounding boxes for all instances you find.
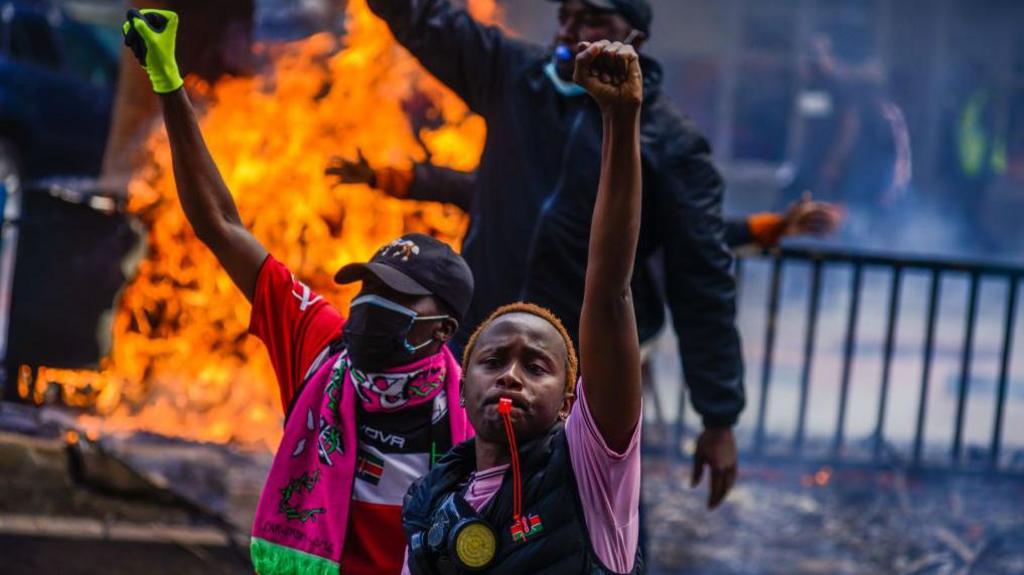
[724,217,753,248]
[655,138,746,428]
[408,163,476,212]
[366,0,526,117]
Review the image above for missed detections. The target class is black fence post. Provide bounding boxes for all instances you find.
[874,266,903,461]
[794,259,823,455]
[914,270,942,467]
[754,256,783,454]
[834,263,863,456]
[952,272,980,465]
[991,276,1019,470]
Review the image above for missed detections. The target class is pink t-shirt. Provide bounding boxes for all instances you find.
[402,381,641,573]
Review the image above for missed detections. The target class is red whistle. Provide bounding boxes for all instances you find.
[498,397,513,415]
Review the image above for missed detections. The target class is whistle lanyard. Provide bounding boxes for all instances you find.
[499,398,542,542]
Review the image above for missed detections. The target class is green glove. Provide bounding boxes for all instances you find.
[123,9,184,94]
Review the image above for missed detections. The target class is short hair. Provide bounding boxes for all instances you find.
[461,302,578,395]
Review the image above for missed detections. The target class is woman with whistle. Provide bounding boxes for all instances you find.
[401,39,646,575]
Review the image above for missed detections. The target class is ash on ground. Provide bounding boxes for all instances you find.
[644,459,1024,575]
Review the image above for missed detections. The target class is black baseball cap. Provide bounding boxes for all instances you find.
[334,233,474,322]
[549,0,652,36]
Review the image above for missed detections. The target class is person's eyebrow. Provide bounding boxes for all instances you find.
[473,340,509,358]
[522,340,559,367]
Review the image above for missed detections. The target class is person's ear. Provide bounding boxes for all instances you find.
[559,391,575,421]
[433,318,459,343]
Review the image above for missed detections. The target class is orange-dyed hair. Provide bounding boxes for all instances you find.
[461,302,578,395]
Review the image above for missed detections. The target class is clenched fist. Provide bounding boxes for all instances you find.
[573,40,643,112]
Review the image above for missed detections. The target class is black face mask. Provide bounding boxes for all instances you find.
[342,295,450,372]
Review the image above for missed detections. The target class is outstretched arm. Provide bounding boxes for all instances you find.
[575,41,644,453]
[365,0,528,116]
[124,10,267,301]
[161,90,268,300]
[326,152,476,212]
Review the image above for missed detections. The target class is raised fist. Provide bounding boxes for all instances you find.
[573,40,643,111]
[123,9,183,94]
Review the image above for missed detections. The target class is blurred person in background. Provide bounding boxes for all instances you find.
[365,0,744,508]
[783,35,910,242]
[941,60,1009,250]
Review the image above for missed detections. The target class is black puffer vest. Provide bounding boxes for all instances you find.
[403,424,644,574]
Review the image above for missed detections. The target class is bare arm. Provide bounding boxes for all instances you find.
[161,89,268,301]
[822,106,861,188]
[574,41,644,453]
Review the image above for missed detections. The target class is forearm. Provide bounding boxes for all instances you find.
[669,253,746,428]
[825,108,860,173]
[365,0,509,114]
[724,218,754,248]
[661,151,745,428]
[160,89,266,300]
[407,164,476,211]
[578,105,643,451]
[673,299,745,428]
[160,89,244,240]
[585,108,643,304]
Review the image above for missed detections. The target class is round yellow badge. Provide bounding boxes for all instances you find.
[454,521,497,569]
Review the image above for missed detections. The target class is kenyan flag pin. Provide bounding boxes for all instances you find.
[510,514,543,542]
[355,450,384,485]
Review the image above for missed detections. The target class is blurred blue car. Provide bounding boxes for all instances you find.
[0,1,117,180]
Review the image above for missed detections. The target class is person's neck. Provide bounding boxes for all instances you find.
[474,437,512,471]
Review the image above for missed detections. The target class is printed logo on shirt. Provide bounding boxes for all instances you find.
[291,279,322,311]
[355,449,385,485]
[360,424,406,449]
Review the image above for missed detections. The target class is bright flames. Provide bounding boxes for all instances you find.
[31,0,505,450]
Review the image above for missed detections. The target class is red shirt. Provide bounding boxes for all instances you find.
[248,255,417,575]
[248,256,344,410]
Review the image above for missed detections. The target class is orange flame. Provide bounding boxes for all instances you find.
[33,0,504,450]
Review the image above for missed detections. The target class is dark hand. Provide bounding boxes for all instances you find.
[325,148,376,187]
[782,191,844,238]
[573,40,643,112]
[691,426,738,509]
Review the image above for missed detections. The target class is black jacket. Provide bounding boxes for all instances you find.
[405,163,760,249]
[367,0,745,427]
[403,424,644,574]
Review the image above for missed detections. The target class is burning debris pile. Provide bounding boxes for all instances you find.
[644,459,1024,575]
[24,0,501,450]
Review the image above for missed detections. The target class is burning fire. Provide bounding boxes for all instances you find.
[31,0,505,449]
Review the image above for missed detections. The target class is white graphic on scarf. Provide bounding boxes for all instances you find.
[350,365,445,411]
[289,408,316,458]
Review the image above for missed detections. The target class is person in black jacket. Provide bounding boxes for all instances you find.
[404,38,647,574]
[327,155,844,250]
[365,0,740,507]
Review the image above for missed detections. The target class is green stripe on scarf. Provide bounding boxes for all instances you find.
[251,537,339,575]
